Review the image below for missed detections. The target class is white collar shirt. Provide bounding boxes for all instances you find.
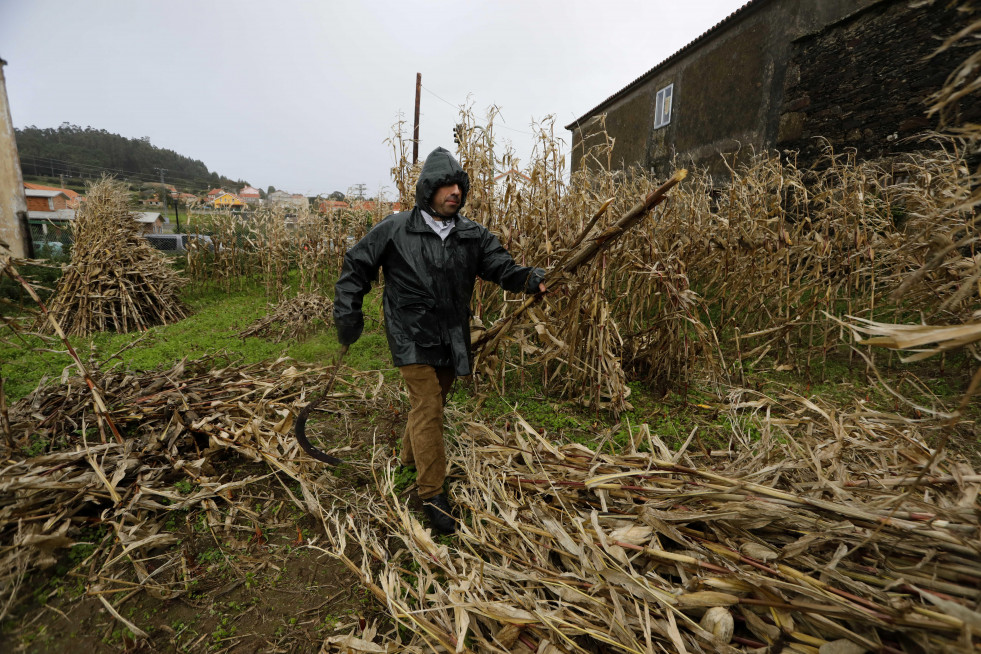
[421,210,455,241]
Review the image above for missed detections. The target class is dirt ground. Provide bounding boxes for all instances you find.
[2,522,368,653]
[0,401,407,654]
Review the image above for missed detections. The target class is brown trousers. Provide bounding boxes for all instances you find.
[399,364,455,499]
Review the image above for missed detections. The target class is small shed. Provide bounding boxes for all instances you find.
[25,188,72,212]
[134,211,169,234]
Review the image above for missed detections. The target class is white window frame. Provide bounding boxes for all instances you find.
[654,83,673,129]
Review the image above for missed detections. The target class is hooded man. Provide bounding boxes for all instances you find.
[333,147,545,533]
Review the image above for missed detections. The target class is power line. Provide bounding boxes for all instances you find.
[24,154,195,187]
[20,153,230,193]
[420,84,460,111]
[496,122,537,137]
[419,83,537,137]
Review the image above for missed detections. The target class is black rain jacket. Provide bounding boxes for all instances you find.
[333,147,544,376]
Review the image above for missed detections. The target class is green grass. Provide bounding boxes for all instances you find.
[3,261,977,461]
[1,279,391,402]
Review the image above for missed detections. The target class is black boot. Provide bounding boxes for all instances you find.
[421,493,456,534]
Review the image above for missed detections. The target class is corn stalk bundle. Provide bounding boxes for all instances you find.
[239,292,334,342]
[331,391,981,653]
[585,169,713,395]
[41,177,187,336]
[0,354,390,621]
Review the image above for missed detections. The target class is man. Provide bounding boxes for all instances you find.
[333,147,545,534]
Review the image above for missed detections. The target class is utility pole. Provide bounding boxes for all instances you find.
[154,167,179,233]
[413,72,421,164]
[155,167,167,205]
[173,191,181,234]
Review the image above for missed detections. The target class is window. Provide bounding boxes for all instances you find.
[654,83,673,128]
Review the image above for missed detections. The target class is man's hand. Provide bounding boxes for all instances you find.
[538,282,547,294]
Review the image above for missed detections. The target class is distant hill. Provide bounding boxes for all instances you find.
[15,122,250,194]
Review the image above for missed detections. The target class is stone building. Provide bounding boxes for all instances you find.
[0,58,29,257]
[566,0,976,179]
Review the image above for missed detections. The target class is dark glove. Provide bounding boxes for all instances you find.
[525,267,546,294]
[335,319,363,347]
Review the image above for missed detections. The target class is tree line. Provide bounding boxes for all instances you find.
[15,123,249,194]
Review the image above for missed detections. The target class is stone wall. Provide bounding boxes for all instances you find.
[0,61,29,257]
[567,0,876,179]
[777,0,978,166]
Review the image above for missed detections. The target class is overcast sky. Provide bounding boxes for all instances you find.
[1,0,748,198]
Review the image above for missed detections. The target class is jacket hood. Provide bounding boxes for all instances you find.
[415,147,470,215]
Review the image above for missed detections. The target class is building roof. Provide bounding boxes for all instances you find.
[135,211,169,224]
[27,209,76,221]
[25,189,67,198]
[239,185,260,197]
[207,188,225,196]
[24,182,82,200]
[565,0,762,130]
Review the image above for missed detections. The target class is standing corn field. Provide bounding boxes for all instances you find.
[388,106,979,411]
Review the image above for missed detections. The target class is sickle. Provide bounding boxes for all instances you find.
[294,349,347,465]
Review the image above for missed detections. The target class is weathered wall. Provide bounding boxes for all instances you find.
[0,60,29,257]
[777,0,979,166]
[568,0,881,178]
[667,17,772,177]
[601,88,654,171]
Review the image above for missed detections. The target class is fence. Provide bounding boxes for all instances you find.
[26,221,72,258]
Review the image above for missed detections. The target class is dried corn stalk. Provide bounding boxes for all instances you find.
[42,177,187,336]
[240,292,334,342]
[330,389,981,653]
